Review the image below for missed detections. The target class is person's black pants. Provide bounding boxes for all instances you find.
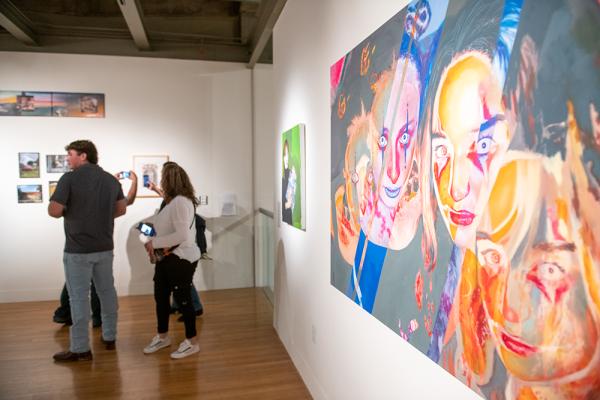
[54,282,101,321]
[154,254,197,338]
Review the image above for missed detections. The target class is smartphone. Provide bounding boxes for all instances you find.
[136,222,155,237]
[143,174,150,188]
[121,171,130,179]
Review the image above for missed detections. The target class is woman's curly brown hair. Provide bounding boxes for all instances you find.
[160,161,199,207]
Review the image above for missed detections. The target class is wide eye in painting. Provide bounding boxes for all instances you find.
[400,131,410,145]
[432,139,450,179]
[526,261,569,303]
[476,237,508,278]
[476,137,493,157]
[379,131,388,149]
[434,143,448,158]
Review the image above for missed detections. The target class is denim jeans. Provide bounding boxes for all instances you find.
[64,251,118,353]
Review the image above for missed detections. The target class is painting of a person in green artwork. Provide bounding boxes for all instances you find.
[281,124,306,230]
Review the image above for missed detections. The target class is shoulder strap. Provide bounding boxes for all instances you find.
[189,204,196,229]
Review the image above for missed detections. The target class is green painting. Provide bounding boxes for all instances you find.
[281,124,305,230]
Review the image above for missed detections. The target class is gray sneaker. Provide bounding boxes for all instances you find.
[143,335,171,354]
[200,253,212,260]
[170,339,199,359]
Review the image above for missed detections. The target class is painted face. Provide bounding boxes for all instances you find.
[337,112,377,261]
[344,112,376,233]
[373,57,421,210]
[405,0,431,40]
[432,53,509,249]
[477,195,599,382]
[66,149,86,170]
[337,155,373,263]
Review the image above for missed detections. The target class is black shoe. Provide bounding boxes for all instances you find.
[101,337,116,350]
[177,308,203,322]
[92,317,102,328]
[53,315,73,325]
[53,350,93,362]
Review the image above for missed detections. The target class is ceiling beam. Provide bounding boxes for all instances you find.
[0,0,38,46]
[0,34,251,63]
[247,0,286,68]
[116,0,151,50]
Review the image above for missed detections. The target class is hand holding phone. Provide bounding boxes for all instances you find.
[136,222,156,237]
[121,171,130,179]
[143,174,151,188]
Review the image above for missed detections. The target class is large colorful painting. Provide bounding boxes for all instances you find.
[330,0,600,398]
[281,124,306,230]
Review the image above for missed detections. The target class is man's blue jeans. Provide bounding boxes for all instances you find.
[64,251,118,353]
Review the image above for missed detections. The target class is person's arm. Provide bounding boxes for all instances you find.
[114,171,139,206]
[113,177,127,218]
[148,181,164,197]
[48,175,69,219]
[113,198,127,218]
[48,201,65,218]
[125,170,138,206]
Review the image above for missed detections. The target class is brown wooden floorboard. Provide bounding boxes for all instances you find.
[0,288,311,399]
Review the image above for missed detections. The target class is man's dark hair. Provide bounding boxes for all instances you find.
[65,140,98,164]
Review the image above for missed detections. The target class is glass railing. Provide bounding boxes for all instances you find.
[255,208,275,304]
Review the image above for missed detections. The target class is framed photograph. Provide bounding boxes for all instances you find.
[17,184,42,203]
[0,90,105,118]
[19,152,40,178]
[46,154,70,173]
[133,155,169,198]
[52,92,105,118]
[0,91,52,116]
[49,181,58,198]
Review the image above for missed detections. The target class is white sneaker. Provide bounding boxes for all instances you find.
[170,339,199,359]
[143,335,171,354]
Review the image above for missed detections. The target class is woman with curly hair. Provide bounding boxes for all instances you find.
[143,161,201,359]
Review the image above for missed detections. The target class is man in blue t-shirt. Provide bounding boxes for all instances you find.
[49,140,128,362]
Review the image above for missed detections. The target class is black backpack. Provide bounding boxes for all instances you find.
[195,214,207,254]
[159,199,207,254]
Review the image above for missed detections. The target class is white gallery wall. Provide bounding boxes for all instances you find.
[252,64,275,213]
[272,1,480,399]
[0,52,256,302]
[252,64,276,287]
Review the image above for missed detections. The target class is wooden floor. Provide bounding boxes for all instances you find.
[0,288,311,399]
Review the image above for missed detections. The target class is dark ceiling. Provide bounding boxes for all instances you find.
[0,0,286,66]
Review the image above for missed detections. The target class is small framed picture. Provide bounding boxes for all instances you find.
[46,154,70,173]
[133,155,169,198]
[17,184,42,203]
[19,152,40,178]
[49,181,58,198]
